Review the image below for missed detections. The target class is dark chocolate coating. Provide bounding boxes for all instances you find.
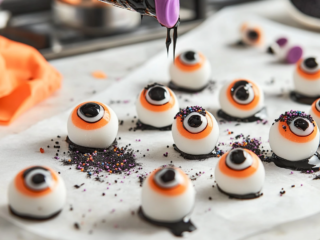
[134,120,172,131]
[66,136,117,153]
[168,81,208,93]
[268,152,320,171]
[173,144,218,160]
[9,206,62,221]
[217,185,263,200]
[290,91,320,105]
[138,207,196,237]
[217,107,267,123]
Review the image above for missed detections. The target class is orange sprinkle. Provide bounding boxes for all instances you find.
[92,71,107,79]
[81,168,84,172]
[40,148,44,153]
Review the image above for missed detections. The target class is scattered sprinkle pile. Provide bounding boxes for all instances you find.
[174,106,206,121]
[61,145,138,175]
[231,134,269,161]
[274,110,314,125]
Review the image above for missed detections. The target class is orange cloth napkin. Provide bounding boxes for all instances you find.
[0,36,62,125]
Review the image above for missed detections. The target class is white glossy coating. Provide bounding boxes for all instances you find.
[141,170,195,222]
[310,105,320,129]
[67,104,118,149]
[172,112,219,155]
[215,154,265,195]
[293,69,320,96]
[269,121,319,161]
[136,89,179,128]
[219,80,264,118]
[8,170,66,218]
[169,58,211,90]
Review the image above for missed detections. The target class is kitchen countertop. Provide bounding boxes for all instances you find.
[2,1,320,239]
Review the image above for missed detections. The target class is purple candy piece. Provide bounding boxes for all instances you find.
[286,46,303,64]
[276,37,288,48]
[155,0,180,28]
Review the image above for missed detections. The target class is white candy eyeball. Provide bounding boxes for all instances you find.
[240,23,263,46]
[141,167,195,223]
[231,80,255,105]
[219,79,264,119]
[269,111,320,162]
[183,112,208,133]
[289,117,314,136]
[169,51,211,91]
[215,149,265,199]
[180,51,201,65]
[301,57,320,74]
[77,102,105,123]
[24,167,53,191]
[154,168,183,189]
[135,84,179,128]
[8,166,67,220]
[171,107,220,156]
[67,101,119,149]
[226,149,253,170]
[146,85,170,106]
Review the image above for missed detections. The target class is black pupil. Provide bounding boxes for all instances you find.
[318,100,320,109]
[184,51,196,61]
[231,80,250,101]
[148,87,167,101]
[247,30,258,41]
[160,169,176,183]
[235,86,249,101]
[230,150,246,164]
[294,118,309,131]
[80,103,100,118]
[31,173,46,184]
[188,115,203,128]
[304,57,318,69]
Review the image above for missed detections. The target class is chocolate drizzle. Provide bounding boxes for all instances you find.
[138,207,196,237]
[290,91,320,105]
[168,81,209,93]
[166,20,180,61]
[66,136,118,153]
[9,206,62,221]
[217,185,263,200]
[217,107,267,123]
[268,152,320,171]
[134,120,172,131]
[173,144,222,160]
